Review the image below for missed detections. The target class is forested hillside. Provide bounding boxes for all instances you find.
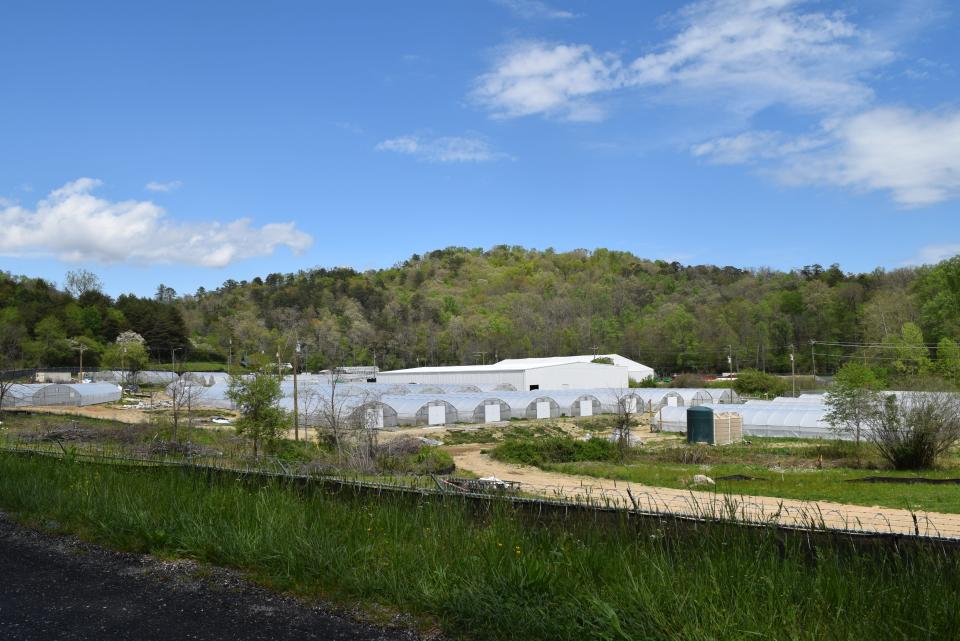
[2,247,959,378]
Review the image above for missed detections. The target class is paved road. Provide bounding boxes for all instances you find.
[0,514,426,641]
[450,446,960,539]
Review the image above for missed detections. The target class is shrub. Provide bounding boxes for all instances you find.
[591,357,614,365]
[733,369,789,398]
[669,373,705,388]
[492,436,619,466]
[630,376,658,388]
[377,443,455,475]
[865,392,960,470]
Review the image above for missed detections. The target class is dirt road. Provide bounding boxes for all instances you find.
[449,445,960,539]
[0,513,428,641]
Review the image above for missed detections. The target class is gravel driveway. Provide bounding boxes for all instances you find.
[0,513,432,641]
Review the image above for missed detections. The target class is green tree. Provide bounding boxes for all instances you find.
[226,372,287,457]
[936,337,960,384]
[101,340,149,387]
[824,362,882,451]
[889,322,931,376]
[732,369,788,398]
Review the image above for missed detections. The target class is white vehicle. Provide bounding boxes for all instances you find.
[210,416,232,425]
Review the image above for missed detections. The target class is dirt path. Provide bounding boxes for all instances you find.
[449,445,960,539]
[0,512,429,641]
[10,405,152,424]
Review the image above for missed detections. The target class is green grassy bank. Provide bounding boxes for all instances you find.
[1,453,959,640]
[492,436,960,514]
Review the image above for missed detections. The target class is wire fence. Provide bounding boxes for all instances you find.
[2,434,958,545]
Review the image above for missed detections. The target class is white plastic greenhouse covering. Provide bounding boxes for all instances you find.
[657,404,833,439]
[670,389,714,406]
[707,388,740,404]
[536,390,601,417]
[628,389,684,410]
[31,383,121,407]
[0,384,50,408]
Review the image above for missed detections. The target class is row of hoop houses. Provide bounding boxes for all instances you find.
[179,381,740,428]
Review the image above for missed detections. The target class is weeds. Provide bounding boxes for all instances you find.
[0,452,959,640]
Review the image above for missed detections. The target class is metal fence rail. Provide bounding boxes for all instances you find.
[2,436,959,547]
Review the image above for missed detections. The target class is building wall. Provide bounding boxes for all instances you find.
[376,370,526,389]
[524,363,628,391]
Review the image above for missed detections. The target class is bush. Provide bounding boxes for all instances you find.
[866,392,960,470]
[630,376,658,388]
[492,436,619,466]
[377,443,455,475]
[733,369,789,398]
[669,373,705,388]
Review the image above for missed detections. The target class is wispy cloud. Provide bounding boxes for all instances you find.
[376,134,509,162]
[493,0,576,20]
[695,107,960,207]
[474,1,892,121]
[904,243,960,265]
[0,179,313,267]
[472,42,624,121]
[145,180,183,192]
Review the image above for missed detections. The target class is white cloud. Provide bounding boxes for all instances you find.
[145,180,183,192]
[376,135,508,162]
[474,0,892,120]
[800,108,960,207]
[694,107,960,206]
[691,130,827,164]
[493,0,576,20]
[472,42,625,121]
[0,178,313,267]
[905,243,960,265]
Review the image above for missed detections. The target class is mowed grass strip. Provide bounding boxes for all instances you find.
[1,453,959,641]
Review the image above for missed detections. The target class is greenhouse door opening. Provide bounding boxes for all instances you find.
[626,397,637,413]
[428,405,446,425]
[365,407,384,429]
[536,401,551,419]
[667,396,678,407]
[484,404,501,422]
[579,399,593,417]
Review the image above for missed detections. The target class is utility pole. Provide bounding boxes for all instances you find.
[73,341,87,383]
[227,337,232,376]
[790,347,796,397]
[810,340,816,380]
[293,341,300,442]
[276,351,282,378]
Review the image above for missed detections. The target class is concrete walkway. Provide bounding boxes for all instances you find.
[450,447,960,539]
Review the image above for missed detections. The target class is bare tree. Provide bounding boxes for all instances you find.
[168,379,207,442]
[306,372,382,470]
[64,269,103,298]
[610,388,639,457]
[0,323,25,418]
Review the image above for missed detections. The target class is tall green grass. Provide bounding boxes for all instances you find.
[1,452,958,641]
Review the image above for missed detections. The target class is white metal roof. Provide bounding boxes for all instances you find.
[495,354,654,377]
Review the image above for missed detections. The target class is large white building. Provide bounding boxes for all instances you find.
[495,354,655,383]
[376,360,629,391]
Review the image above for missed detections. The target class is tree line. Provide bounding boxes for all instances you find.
[2,249,959,382]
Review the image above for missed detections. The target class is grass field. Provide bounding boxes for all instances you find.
[492,434,960,514]
[1,452,959,641]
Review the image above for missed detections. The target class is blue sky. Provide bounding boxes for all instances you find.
[1,0,958,297]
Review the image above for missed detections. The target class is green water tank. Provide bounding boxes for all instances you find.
[687,406,714,444]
